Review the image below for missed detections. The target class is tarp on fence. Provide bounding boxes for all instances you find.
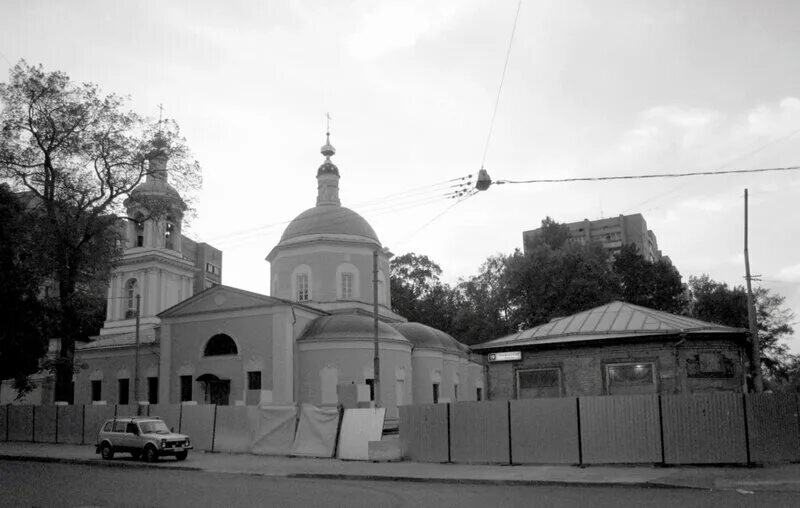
[83,405,115,444]
[337,408,385,460]
[399,403,449,463]
[450,401,509,464]
[510,398,579,464]
[179,404,216,451]
[213,406,260,453]
[8,406,33,442]
[580,395,661,464]
[251,405,298,455]
[746,392,800,463]
[57,405,83,444]
[662,393,747,464]
[291,404,340,458]
[33,406,57,443]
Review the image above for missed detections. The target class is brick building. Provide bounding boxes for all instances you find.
[472,301,747,400]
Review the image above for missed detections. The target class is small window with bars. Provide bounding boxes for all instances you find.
[517,368,562,399]
[247,371,262,390]
[341,272,353,300]
[296,274,309,301]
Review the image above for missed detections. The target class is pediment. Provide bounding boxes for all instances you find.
[159,285,292,318]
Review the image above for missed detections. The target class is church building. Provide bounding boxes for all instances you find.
[70,132,485,421]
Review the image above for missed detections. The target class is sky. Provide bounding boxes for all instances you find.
[1,0,799,348]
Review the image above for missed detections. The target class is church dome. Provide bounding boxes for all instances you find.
[279,205,379,243]
[299,315,408,343]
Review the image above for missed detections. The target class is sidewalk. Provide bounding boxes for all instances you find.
[2,442,800,493]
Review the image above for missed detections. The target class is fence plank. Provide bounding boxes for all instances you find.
[450,401,509,464]
[746,392,800,463]
[57,406,83,444]
[510,398,579,464]
[662,393,747,464]
[33,406,57,443]
[579,395,661,464]
[8,406,33,442]
[147,404,181,432]
[0,405,6,442]
[214,406,260,453]
[179,404,216,451]
[399,404,449,463]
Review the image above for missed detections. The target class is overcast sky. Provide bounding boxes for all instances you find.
[2,0,798,348]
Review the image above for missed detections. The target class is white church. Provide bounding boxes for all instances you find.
[66,132,485,420]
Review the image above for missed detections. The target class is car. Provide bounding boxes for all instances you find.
[95,416,192,462]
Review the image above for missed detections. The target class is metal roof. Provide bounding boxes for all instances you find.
[472,301,745,351]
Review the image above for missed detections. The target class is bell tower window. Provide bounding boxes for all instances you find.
[125,279,139,319]
[165,219,175,250]
[341,272,353,300]
[296,274,309,301]
[134,214,145,247]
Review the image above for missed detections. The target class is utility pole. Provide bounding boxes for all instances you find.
[372,250,381,407]
[744,189,763,392]
[134,294,142,414]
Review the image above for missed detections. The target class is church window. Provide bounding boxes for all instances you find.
[432,383,440,404]
[165,218,176,250]
[204,334,238,356]
[134,215,145,247]
[91,380,102,402]
[476,387,483,401]
[341,272,353,299]
[148,377,158,404]
[118,378,129,405]
[125,279,139,319]
[247,371,262,390]
[180,375,193,402]
[365,378,375,402]
[296,274,309,301]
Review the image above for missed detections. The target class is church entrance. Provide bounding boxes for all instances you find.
[197,374,230,406]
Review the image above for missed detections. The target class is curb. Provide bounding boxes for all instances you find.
[286,473,706,490]
[0,454,201,472]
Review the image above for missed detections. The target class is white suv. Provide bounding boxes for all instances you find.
[96,416,192,462]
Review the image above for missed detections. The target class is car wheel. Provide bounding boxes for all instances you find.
[131,451,141,460]
[144,445,159,463]
[175,451,188,461]
[100,443,114,460]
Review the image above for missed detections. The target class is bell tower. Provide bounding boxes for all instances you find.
[98,133,196,337]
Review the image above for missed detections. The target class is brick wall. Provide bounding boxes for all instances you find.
[486,336,744,400]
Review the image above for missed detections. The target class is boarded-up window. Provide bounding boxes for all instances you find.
[148,377,158,404]
[517,368,562,399]
[605,362,656,395]
[91,380,102,402]
[118,378,129,405]
[247,371,262,390]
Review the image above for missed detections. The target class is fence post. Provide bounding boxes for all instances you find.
[742,393,752,466]
[210,405,218,453]
[576,398,583,467]
[178,403,183,433]
[31,405,36,443]
[446,403,452,463]
[80,404,85,445]
[4,404,8,442]
[507,401,513,465]
[55,405,59,444]
[658,395,666,465]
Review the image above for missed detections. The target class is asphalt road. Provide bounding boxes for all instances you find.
[1,461,799,508]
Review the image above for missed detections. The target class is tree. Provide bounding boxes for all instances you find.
[0,184,49,396]
[613,243,687,314]
[0,61,201,401]
[525,216,571,250]
[453,254,513,345]
[688,274,796,381]
[390,252,445,323]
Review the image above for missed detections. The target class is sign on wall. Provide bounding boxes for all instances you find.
[488,351,522,362]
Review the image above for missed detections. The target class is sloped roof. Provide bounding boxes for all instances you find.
[78,333,157,350]
[158,284,326,318]
[473,301,745,351]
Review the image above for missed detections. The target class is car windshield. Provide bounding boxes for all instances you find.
[139,421,170,434]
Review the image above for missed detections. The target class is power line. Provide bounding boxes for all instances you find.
[394,189,480,248]
[481,0,523,170]
[496,165,800,185]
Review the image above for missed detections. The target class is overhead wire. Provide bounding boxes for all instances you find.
[495,165,800,185]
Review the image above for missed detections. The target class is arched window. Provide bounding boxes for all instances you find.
[165,215,176,250]
[204,334,238,356]
[125,279,138,319]
[133,214,145,247]
[292,264,312,302]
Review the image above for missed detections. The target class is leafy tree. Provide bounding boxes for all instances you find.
[0,61,201,401]
[390,252,444,322]
[688,274,795,381]
[613,243,686,314]
[453,254,513,345]
[0,184,49,396]
[525,216,571,250]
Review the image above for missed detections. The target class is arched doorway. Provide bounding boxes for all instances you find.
[196,373,230,406]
